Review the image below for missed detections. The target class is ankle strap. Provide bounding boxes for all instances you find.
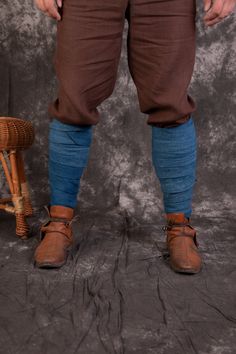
[162,222,193,231]
[45,215,80,226]
[42,205,80,226]
[162,221,198,247]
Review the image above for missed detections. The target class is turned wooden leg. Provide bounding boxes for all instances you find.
[9,149,29,239]
[16,150,34,216]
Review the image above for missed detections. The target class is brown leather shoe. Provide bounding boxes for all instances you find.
[164,213,202,274]
[34,205,78,268]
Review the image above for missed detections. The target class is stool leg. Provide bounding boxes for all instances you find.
[9,149,29,239]
[0,151,14,193]
[0,151,15,213]
[16,150,34,216]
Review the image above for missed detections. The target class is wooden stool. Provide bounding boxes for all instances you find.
[0,117,35,239]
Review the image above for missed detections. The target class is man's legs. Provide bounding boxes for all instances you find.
[127,0,201,273]
[35,0,128,268]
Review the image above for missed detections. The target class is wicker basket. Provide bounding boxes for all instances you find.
[0,117,34,150]
[0,117,35,239]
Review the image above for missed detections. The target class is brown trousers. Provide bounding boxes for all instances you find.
[48,0,197,127]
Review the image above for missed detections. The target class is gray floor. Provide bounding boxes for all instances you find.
[0,206,236,354]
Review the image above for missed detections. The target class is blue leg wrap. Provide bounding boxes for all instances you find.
[151,116,197,218]
[48,118,93,208]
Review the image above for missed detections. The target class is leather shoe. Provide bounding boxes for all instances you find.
[34,205,78,268]
[164,213,202,274]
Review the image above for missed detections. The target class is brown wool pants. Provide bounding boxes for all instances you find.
[48,0,197,127]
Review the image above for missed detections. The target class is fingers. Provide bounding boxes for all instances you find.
[34,0,45,11]
[35,0,61,21]
[42,0,61,21]
[44,10,57,19]
[203,0,235,27]
[56,0,62,7]
[204,0,224,26]
[203,0,213,12]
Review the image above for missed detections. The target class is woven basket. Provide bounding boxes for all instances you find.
[0,117,34,150]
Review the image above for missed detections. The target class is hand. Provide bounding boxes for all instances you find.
[34,0,63,21]
[203,0,236,26]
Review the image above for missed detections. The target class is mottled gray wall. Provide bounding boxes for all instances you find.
[0,0,235,222]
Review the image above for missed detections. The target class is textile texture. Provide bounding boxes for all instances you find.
[48,0,197,127]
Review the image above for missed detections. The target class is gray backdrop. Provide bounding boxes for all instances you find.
[1,2,236,354]
[0,0,235,221]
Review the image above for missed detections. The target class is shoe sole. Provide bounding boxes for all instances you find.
[34,260,66,269]
[170,264,201,274]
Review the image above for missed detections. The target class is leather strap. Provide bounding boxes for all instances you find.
[42,204,80,226]
[40,227,71,240]
[163,222,198,247]
[42,214,80,227]
[39,215,79,240]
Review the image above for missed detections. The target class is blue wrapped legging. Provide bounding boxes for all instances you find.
[151,116,197,218]
[48,119,93,209]
[48,116,197,217]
